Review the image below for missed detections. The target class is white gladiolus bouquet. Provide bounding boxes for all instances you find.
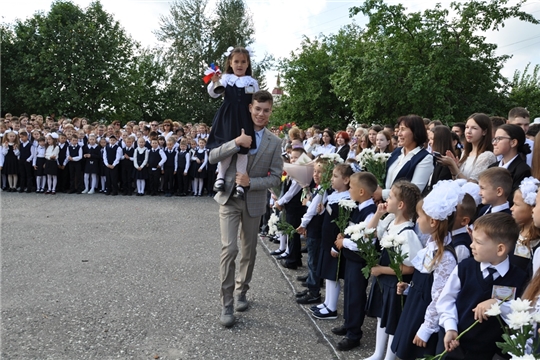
[356,149,391,187]
[344,221,379,279]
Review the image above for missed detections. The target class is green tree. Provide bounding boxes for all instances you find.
[272,27,358,131]
[1,1,138,120]
[508,63,540,120]
[329,0,539,124]
[156,0,270,123]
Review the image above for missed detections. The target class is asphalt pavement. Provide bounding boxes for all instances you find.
[1,192,377,359]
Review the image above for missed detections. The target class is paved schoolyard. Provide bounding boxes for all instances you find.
[1,192,376,359]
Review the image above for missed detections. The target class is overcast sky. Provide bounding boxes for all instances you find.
[3,0,540,90]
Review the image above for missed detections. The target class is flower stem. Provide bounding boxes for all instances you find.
[432,320,480,360]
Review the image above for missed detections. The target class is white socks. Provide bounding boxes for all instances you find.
[365,318,389,360]
[323,279,340,312]
[217,156,232,180]
[137,180,145,194]
[279,234,288,252]
[101,176,106,191]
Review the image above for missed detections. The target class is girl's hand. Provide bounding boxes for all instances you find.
[396,281,409,295]
[444,330,459,352]
[211,73,220,83]
[316,203,324,214]
[413,335,427,348]
[198,168,202,173]
[296,226,306,235]
[51,155,56,160]
[330,249,339,258]
[34,166,37,170]
[334,237,344,250]
[196,159,201,164]
[371,265,383,277]
[473,299,498,322]
[375,203,388,216]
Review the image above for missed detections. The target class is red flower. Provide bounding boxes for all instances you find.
[279,125,283,131]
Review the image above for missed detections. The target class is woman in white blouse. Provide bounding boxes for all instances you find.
[374,115,434,201]
[311,130,336,157]
[438,113,496,182]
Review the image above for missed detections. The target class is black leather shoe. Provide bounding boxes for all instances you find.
[296,274,308,282]
[301,281,308,288]
[276,254,289,260]
[295,289,309,297]
[270,249,285,256]
[272,238,280,244]
[232,188,244,200]
[331,325,347,336]
[337,337,360,351]
[280,259,298,270]
[296,293,321,304]
[213,179,225,192]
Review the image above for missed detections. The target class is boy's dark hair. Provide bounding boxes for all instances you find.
[452,122,465,133]
[508,107,530,120]
[38,137,46,143]
[527,123,540,137]
[252,90,273,105]
[457,193,477,224]
[392,180,422,221]
[19,131,28,136]
[478,167,512,199]
[490,116,507,130]
[351,172,378,194]
[474,212,519,249]
[290,147,306,155]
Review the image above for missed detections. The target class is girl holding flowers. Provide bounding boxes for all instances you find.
[391,180,461,359]
[365,180,423,360]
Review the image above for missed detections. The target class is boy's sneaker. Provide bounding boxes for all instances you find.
[312,309,338,320]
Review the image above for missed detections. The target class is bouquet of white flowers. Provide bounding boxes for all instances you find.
[496,298,540,358]
[332,199,357,282]
[380,233,408,308]
[356,148,391,187]
[344,221,379,279]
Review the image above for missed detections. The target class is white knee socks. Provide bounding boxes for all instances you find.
[279,233,287,252]
[322,279,340,312]
[365,318,389,360]
[137,180,145,194]
[217,156,232,180]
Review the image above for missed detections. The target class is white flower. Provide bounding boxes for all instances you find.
[485,302,501,317]
[510,298,533,313]
[532,311,540,324]
[351,232,362,241]
[506,310,534,330]
[321,153,344,164]
[364,227,375,236]
[519,177,540,206]
[510,354,536,360]
[338,199,357,211]
[344,225,356,235]
[393,234,406,246]
[380,235,395,249]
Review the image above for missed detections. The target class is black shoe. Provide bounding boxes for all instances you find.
[296,274,308,282]
[213,179,225,192]
[295,289,309,298]
[232,187,244,200]
[280,259,298,270]
[296,293,321,304]
[270,249,285,256]
[276,254,289,260]
[310,304,325,313]
[301,281,308,288]
[337,337,360,351]
[312,309,338,320]
[331,325,347,336]
[272,238,280,244]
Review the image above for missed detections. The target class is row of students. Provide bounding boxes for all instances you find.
[268,154,540,358]
[0,130,216,197]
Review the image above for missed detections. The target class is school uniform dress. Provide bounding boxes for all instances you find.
[366,214,423,335]
[207,74,259,154]
[341,199,377,342]
[190,148,208,179]
[83,144,100,174]
[18,140,34,191]
[2,144,19,175]
[391,235,457,360]
[176,149,190,195]
[436,257,527,360]
[277,178,305,267]
[162,148,177,194]
[121,146,135,195]
[133,147,149,180]
[44,146,60,176]
[317,190,350,281]
[33,145,46,177]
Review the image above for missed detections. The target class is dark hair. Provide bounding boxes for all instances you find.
[450,131,462,158]
[225,47,252,76]
[478,167,512,198]
[323,130,335,146]
[497,124,531,157]
[431,125,455,156]
[252,90,273,105]
[457,193,477,224]
[333,163,354,181]
[351,172,378,194]
[527,123,540,137]
[392,180,422,221]
[397,115,428,147]
[460,113,493,165]
[490,116,507,130]
[473,212,519,249]
[336,131,350,143]
[291,147,306,156]
[452,122,465,134]
[508,107,530,120]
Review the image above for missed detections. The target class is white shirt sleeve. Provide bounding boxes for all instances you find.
[277,180,302,206]
[436,265,461,332]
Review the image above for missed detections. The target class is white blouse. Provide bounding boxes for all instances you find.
[311,143,336,157]
[459,151,496,181]
[376,213,423,267]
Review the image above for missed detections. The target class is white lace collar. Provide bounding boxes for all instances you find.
[223,74,256,88]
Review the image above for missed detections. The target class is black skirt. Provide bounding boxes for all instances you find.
[45,159,58,176]
[3,145,18,175]
[35,158,46,176]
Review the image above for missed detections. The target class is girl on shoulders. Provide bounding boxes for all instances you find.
[207,46,259,199]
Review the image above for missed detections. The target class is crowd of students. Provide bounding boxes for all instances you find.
[259,108,540,359]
